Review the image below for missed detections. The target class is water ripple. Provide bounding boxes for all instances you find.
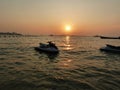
[0,36,120,90]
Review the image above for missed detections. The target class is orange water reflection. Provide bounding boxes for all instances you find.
[64,36,72,50]
[57,59,75,69]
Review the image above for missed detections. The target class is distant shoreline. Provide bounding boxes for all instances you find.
[0,32,22,36]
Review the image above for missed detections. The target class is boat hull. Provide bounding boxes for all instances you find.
[100,36,120,39]
[34,47,59,53]
[100,47,120,53]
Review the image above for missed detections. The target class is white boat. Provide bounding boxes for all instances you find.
[35,42,59,53]
[100,44,120,53]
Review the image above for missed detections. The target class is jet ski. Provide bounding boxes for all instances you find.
[35,41,59,53]
[100,44,120,53]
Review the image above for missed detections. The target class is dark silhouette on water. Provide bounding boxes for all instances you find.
[34,41,59,53]
[100,44,120,53]
[47,41,58,49]
[0,32,22,35]
[0,32,23,37]
[100,36,120,39]
[35,41,59,60]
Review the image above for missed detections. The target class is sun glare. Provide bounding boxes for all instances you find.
[65,25,71,32]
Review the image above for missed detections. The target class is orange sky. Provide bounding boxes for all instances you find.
[0,0,120,36]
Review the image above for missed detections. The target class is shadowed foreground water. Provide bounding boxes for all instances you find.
[0,36,120,90]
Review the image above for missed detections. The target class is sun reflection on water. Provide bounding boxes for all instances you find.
[64,36,72,50]
[57,59,73,69]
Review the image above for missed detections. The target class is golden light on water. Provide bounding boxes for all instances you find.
[64,36,72,50]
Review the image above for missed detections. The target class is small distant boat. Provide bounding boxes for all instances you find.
[35,41,59,53]
[100,36,120,39]
[49,34,54,36]
[100,44,120,53]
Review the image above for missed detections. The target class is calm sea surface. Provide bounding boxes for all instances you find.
[0,36,120,90]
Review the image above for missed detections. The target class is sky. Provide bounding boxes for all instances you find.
[0,0,120,36]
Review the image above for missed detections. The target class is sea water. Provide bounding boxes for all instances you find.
[0,36,120,90]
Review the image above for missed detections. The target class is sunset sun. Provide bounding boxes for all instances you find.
[65,25,72,32]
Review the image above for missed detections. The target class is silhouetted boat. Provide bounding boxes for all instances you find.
[35,41,59,53]
[100,44,120,53]
[49,34,54,36]
[100,36,120,39]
